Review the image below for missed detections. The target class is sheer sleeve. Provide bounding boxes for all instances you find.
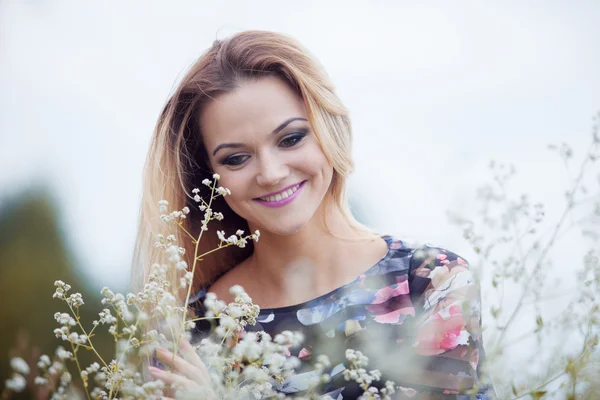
[402,245,495,399]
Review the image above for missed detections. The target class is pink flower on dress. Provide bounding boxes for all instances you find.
[373,307,415,324]
[370,280,409,304]
[298,347,312,359]
[415,304,469,356]
[428,265,469,290]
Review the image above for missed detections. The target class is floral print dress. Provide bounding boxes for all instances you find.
[190,235,496,399]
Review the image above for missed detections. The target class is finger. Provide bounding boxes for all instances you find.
[178,336,209,371]
[156,348,210,386]
[151,367,215,399]
[149,366,195,389]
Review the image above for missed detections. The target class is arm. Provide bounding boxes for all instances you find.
[404,245,495,398]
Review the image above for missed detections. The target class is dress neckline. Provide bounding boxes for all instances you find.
[257,234,394,314]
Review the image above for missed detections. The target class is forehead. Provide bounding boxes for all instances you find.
[199,76,307,146]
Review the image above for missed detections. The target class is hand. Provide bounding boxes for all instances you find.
[149,337,216,399]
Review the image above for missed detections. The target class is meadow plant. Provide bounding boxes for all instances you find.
[6,114,599,399]
[447,112,600,399]
[1,174,393,400]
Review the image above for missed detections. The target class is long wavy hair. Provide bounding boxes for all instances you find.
[131,30,375,303]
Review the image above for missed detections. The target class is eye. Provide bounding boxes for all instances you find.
[221,154,250,166]
[279,131,307,148]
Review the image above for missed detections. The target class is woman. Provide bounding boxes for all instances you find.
[133,30,494,399]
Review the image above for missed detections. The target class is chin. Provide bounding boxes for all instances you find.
[257,214,311,236]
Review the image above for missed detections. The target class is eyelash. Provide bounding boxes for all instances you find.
[220,131,308,167]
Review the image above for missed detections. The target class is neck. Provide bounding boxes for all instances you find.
[245,199,374,304]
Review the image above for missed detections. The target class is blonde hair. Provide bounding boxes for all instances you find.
[131,30,376,301]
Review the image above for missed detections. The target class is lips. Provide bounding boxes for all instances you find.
[253,180,307,208]
[254,181,305,202]
[258,183,301,202]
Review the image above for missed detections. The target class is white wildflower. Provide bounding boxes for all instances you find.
[5,373,26,392]
[228,305,244,319]
[55,347,73,361]
[34,376,48,385]
[86,362,100,373]
[54,327,68,340]
[175,261,188,270]
[216,186,231,196]
[67,293,84,307]
[60,371,72,384]
[98,309,117,325]
[185,321,196,330]
[54,312,76,326]
[236,292,253,304]
[229,285,245,296]
[212,173,220,180]
[53,280,71,299]
[315,354,331,370]
[220,315,237,331]
[242,365,270,382]
[158,200,169,213]
[263,353,286,375]
[37,355,51,369]
[10,358,30,375]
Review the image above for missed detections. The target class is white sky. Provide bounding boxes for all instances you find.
[1,1,600,384]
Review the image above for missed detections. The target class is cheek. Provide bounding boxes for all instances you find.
[304,146,333,180]
[219,173,253,211]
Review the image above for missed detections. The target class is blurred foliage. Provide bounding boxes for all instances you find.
[0,186,113,397]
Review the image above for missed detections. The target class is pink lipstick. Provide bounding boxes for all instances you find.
[253,181,306,208]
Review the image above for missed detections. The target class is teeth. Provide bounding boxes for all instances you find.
[260,183,301,202]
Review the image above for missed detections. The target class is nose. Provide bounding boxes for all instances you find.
[255,152,289,187]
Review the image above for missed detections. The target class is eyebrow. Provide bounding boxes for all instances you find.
[211,117,308,157]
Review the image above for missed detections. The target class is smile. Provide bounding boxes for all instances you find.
[254,181,306,208]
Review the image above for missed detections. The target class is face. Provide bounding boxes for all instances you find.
[199,76,334,236]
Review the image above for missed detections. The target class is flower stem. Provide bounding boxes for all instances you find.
[67,303,108,368]
[71,343,91,400]
[182,183,216,325]
[177,222,197,244]
[498,140,596,344]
